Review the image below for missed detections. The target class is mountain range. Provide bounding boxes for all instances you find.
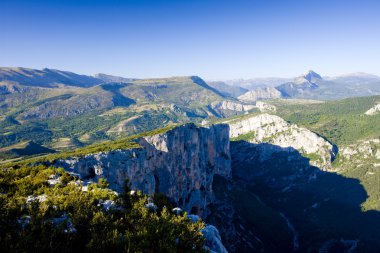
[214,70,380,101]
[1,67,250,160]
[1,67,380,157]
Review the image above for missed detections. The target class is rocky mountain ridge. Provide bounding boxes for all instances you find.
[1,68,246,156]
[217,70,380,101]
[0,67,103,88]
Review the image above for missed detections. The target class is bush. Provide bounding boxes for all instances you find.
[0,164,206,252]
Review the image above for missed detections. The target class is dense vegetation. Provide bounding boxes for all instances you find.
[272,96,380,146]
[0,164,206,253]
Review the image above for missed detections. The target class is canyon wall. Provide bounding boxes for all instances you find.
[52,123,231,217]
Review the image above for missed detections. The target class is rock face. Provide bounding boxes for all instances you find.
[52,124,231,217]
[238,87,281,102]
[365,104,380,115]
[228,113,335,169]
[211,100,254,112]
[202,225,228,253]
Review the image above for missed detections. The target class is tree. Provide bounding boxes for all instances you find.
[98,178,109,189]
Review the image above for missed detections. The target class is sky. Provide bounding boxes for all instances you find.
[1,0,380,79]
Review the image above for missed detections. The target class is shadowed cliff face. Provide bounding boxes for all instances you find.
[51,123,231,217]
[209,140,380,253]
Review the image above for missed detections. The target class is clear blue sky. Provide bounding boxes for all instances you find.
[1,0,380,79]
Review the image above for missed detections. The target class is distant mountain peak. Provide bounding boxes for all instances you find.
[303,70,322,82]
[293,70,322,85]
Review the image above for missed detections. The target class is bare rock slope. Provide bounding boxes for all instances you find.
[365,104,380,115]
[238,87,281,102]
[227,113,336,169]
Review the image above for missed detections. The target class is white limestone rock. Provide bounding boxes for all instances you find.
[211,100,254,112]
[98,199,116,211]
[256,101,276,112]
[365,104,380,115]
[341,139,380,160]
[26,194,47,204]
[47,174,61,186]
[238,87,281,102]
[228,113,335,169]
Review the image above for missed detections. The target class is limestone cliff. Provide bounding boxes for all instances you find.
[365,103,380,115]
[52,123,231,217]
[238,87,281,102]
[227,113,335,169]
[210,100,254,112]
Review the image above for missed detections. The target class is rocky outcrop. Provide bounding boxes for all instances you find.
[340,139,380,162]
[227,113,335,169]
[238,87,281,102]
[0,83,25,94]
[202,225,228,253]
[52,124,231,217]
[256,101,276,112]
[211,100,254,112]
[185,213,228,253]
[365,104,380,115]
